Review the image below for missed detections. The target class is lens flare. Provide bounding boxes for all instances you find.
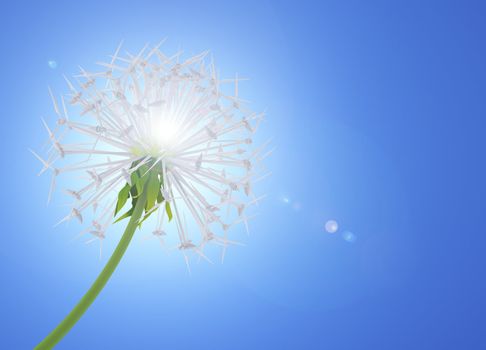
[325,219,339,233]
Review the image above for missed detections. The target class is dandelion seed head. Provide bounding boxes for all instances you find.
[33,42,268,265]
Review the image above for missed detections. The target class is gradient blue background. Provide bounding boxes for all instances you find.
[1,0,485,349]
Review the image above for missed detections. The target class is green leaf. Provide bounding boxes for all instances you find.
[134,165,151,197]
[139,164,149,174]
[113,159,172,228]
[130,168,139,184]
[165,202,173,222]
[145,171,160,212]
[114,207,134,223]
[134,177,144,198]
[137,213,150,228]
[130,183,138,198]
[138,207,157,228]
[114,183,131,217]
[130,166,144,196]
[157,190,164,204]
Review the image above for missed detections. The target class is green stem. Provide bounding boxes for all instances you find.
[35,190,148,349]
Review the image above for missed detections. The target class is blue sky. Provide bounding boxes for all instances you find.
[1,0,485,349]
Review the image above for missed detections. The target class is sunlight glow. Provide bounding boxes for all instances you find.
[150,117,181,152]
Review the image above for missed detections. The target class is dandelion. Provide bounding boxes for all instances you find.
[32,41,270,349]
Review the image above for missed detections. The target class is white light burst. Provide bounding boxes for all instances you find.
[31,41,270,266]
